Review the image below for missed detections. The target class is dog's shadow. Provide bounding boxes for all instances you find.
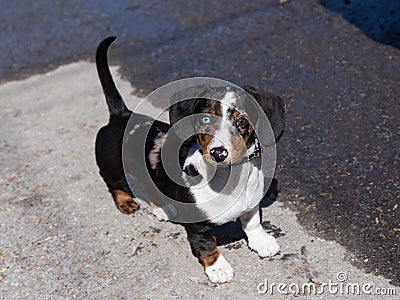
[211,178,285,246]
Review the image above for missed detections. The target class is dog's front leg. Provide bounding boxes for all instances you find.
[240,206,280,257]
[184,223,234,283]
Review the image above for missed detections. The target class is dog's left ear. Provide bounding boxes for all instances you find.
[169,85,210,126]
[244,86,286,146]
[169,98,195,126]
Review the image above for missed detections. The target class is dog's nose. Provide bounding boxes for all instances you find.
[210,146,229,163]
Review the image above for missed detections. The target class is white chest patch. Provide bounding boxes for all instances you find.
[182,145,265,225]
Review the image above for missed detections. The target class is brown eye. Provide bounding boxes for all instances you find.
[236,117,248,127]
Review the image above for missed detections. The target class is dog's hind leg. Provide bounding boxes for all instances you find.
[107,180,139,214]
[96,123,139,214]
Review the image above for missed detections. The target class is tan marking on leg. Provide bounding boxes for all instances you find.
[111,189,139,214]
[199,236,220,269]
[199,248,220,269]
[150,202,160,209]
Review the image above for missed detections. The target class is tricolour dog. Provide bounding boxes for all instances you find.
[95,37,285,283]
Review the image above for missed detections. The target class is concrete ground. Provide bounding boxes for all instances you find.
[0,63,397,299]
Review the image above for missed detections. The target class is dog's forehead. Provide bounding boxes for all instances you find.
[193,99,222,115]
[194,87,249,116]
[219,87,251,114]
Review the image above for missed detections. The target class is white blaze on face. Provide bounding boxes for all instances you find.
[210,90,237,155]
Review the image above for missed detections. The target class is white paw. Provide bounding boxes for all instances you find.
[152,204,177,221]
[205,255,234,284]
[247,229,280,257]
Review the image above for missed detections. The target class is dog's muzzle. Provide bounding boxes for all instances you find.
[210,146,229,163]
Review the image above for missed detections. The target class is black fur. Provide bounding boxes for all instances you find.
[243,86,286,144]
[96,36,131,118]
[94,36,285,283]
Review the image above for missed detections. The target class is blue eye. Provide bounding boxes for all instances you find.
[201,116,211,124]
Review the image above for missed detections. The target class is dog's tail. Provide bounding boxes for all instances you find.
[96,36,131,117]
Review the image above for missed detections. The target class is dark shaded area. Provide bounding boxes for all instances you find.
[212,179,282,246]
[321,0,400,49]
[1,0,399,286]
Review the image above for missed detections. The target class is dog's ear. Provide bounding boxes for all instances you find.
[169,85,210,126]
[169,98,196,126]
[243,86,286,146]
